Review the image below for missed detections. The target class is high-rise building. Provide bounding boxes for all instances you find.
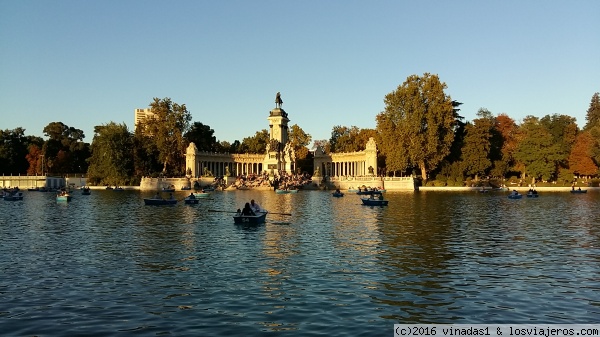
[134,108,154,131]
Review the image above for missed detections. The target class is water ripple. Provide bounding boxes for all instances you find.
[1,190,599,335]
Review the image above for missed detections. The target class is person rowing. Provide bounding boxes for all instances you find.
[250,199,262,213]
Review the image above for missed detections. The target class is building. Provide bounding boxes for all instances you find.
[185,99,294,178]
[134,108,154,131]
[184,93,377,182]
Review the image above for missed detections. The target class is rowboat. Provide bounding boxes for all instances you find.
[526,193,539,198]
[184,196,199,204]
[332,191,344,197]
[143,198,177,206]
[361,197,388,206]
[82,188,91,195]
[56,193,72,202]
[275,189,290,194]
[570,189,587,194]
[161,187,175,192]
[508,193,523,199]
[347,189,359,193]
[233,211,268,224]
[4,192,23,201]
[193,192,211,198]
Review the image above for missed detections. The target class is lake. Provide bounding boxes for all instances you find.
[1,189,599,336]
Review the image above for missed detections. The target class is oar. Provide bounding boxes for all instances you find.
[208,209,292,216]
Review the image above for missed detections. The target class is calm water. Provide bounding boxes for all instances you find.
[1,189,599,336]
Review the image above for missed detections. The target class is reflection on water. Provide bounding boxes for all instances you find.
[1,190,599,336]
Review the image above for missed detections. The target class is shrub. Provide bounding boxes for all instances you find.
[433,180,447,187]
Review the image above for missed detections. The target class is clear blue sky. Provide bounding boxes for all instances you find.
[1,0,599,145]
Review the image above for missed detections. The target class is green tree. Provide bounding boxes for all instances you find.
[41,122,89,174]
[240,130,269,154]
[0,128,30,174]
[137,98,192,175]
[540,114,578,173]
[329,126,377,153]
[376,73,455,179]
[514,116,555,181]
[288,124,312,159]
[87,122,134,185]
[184,122,218,152]
[461,108,495,179]
[584,92,600,130]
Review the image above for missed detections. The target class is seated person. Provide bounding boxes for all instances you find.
[250,199,262,213]
[242,202,255,216]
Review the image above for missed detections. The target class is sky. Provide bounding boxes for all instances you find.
[1,1,599,145]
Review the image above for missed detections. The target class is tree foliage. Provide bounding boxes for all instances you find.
[514,116,556,181]
[137,98,191,175]
[87,122,135,185]
[568,131,598,176]
[0,128,30,174]
[494,114,518,175]
[41,122,89,175]
[184,122,218,152]
[584,92,600,130]
[376,73,455,179]
[461,108,495,178]
[312,139,331,154]
[240,129,269,154]
[288,124,312,160]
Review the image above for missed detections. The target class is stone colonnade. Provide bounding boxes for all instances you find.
[313,137,378,178]
[186,143,266,178]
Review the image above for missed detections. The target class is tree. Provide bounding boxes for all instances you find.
[25,143,43,175]
[0,128,30,174]
[514,116,555,181]
[240,130,269,154]
[494,113,519,176]
[584,92,600,130]
[568,131,598,176]
[288,124,312,160]
[376,73,455,179]
[41,122,89,174]
[184,122,218,152]
[461,108,494,179]
[312,139,331,154]
[540,114,578,172]
[137,98,192,175]
[87,122,135,185]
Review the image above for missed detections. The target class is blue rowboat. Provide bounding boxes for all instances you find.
[361,197,388,206]
[143,198,177,206]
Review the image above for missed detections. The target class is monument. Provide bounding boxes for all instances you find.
[264,92,294,175]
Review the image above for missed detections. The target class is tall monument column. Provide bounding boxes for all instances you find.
[264,92,290,175]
